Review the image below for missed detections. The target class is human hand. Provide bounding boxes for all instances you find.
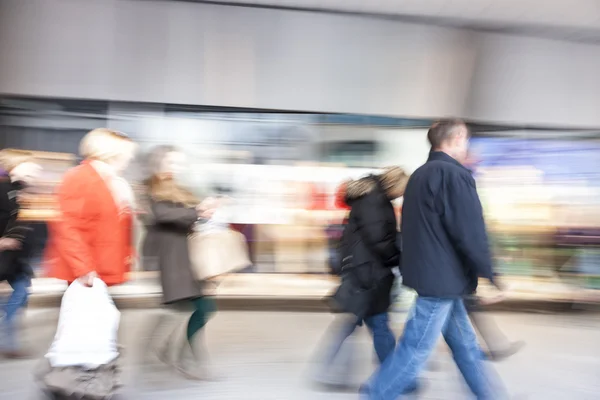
[197,198,218,219]
[479,291,506,306]
[198,197,218,210]
[78,271,98,287]
[0,238,21,251]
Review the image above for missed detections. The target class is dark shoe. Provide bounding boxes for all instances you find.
[403,381,424,395]
[427,358,442,371]
[488,341,526,361]
[313,380,355,393]
[1,350,30,359]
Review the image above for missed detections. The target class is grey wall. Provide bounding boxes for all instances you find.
[0,0,476,118]
[465,34,600,128]
[2,0,600,128]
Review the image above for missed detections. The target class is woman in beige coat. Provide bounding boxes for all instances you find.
[142,145,217,380]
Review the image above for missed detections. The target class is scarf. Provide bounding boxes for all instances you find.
[90,160,135,214]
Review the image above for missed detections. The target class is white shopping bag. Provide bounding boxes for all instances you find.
[45,278,120,369]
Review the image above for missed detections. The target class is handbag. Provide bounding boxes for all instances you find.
[188,229,251,281]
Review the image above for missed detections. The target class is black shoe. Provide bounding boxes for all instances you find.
[489,341,526,361]
[313,380,355,393]
[403,381,424,395]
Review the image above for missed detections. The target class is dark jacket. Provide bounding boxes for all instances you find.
[142,199,203,304]
[401,151,495,298]
[0,177,34,281]
[337,175,399,316]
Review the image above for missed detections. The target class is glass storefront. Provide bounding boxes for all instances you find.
[2,95,600,282]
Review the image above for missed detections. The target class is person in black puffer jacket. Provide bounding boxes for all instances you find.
[313,167,408,390]
[0,149,41,359]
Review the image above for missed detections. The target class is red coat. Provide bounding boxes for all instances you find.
[45,161,134,286]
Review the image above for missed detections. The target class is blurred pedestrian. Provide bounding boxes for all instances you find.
[45,128,137,287]
[315,167,408,390]
[463,149,525,361]
[363,120,505,399]
[142,145,217,380]
[0,149,41,359]
[42,129,135,398]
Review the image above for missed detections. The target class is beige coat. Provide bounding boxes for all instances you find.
[142,199,203,304]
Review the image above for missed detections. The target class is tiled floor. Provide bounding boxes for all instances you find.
[2,309,600,399]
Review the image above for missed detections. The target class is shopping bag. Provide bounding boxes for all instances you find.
[45,278,120,369]
[188,229,251,281]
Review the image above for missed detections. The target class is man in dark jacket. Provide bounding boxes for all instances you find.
[364,120,502,399]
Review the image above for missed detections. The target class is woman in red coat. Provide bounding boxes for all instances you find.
[45,128,137,287]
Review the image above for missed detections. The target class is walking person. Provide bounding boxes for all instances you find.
[45,128,137,287]
[0,150,41,359]
[314,167,409,390]
[462,150,525,361]
[363,120,505,399]
[141,145,217,380]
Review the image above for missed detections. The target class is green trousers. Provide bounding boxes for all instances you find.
[187,296,216,342]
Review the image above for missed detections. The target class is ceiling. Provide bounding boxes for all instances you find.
[190,0,600,42]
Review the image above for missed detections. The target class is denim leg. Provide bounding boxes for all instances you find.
[442,299,496,399]
[1,275,30,351]
[363,313,396,364]
[365,297,453,400]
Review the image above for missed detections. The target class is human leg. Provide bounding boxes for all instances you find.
[186,296,216,343]
[169,297,218,380]
[363,312,395,364]
[465,295,524,361]
[442,299,501,399]
[1,274,30,355]
[363,297,453,400]
[313,314,361,387]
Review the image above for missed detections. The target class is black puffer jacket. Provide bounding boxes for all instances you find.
[0,177,34,281]
[337,175,400,317]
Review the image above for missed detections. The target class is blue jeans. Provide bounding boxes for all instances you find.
[1,275,30,351]
[318,312,396,385]
[364,297,498,399]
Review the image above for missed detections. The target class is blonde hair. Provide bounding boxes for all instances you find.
[380,166,410,198]
[79,128,136,163]
[0,149,34,172]
[145,145,198,207]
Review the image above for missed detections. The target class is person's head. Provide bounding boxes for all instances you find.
[79,128,136,172]
[0,149,42,186]
[464,149,480,171]
[146,145,186,181]
[145,145,197,206]
[379,166,409,200]
[427,119,470,164]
